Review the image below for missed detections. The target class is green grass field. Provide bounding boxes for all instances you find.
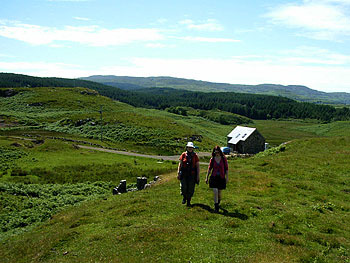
[0,136,177,184]
[1,136,350,262]
[293,121,350,137]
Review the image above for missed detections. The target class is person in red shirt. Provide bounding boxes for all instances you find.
[177,142,200,207]
[206,146,229,212]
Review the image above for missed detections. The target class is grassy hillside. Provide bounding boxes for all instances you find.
[252,120,321,146]
[82,75,350,105]
[1,136,350,262]
[293,121,350,137]
[0,86,234,154]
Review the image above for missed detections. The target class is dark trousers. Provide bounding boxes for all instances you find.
[180,174,196,199]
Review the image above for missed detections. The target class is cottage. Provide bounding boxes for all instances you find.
[227,126,265,154]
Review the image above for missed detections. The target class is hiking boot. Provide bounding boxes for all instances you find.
[214,203,219,212]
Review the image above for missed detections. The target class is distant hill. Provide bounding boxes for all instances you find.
[81,75,350,105]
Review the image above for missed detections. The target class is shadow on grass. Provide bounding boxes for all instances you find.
[191,203,249,220]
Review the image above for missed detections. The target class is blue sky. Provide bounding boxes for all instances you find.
[1,0,350,92]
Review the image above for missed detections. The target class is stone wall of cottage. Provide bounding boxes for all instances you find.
[228,130,265,154]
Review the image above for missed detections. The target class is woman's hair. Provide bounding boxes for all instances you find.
[211,145,224,158]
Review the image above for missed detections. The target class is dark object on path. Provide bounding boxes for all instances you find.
[137,177,147,190]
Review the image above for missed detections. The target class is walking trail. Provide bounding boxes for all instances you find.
[77,145,211,165]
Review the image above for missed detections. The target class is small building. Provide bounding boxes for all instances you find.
[227,126,265,154]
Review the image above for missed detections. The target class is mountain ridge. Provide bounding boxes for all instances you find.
[81,75,350,105]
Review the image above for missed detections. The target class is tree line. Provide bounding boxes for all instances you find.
[92,87,350,122]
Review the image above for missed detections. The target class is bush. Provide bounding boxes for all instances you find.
[254,144,287,158]
[0,148,28,172]
[0,181,113,235]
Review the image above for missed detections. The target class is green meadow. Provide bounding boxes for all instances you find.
[293,121,350,137]
[1,85,350,262]
[1,136,350,262]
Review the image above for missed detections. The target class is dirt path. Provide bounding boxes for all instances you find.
[6,135,211,163]
[77,145,211,164]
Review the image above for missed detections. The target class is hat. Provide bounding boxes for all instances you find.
[186,142,194,148]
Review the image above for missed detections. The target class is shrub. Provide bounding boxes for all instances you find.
[0,181,113,235]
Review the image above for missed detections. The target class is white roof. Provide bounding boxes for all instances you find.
[227,126,256,145]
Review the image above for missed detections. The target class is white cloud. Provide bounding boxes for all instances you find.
[278,46,350,65]
[0,20,239,47]
[310,0,350,5]
[73,17,90,21]
[265,1,350,40]
[179,19,224,31]
[0,61,90,78]
[0,22,164,46]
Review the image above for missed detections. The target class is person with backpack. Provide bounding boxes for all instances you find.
[205,145,229,212]
[177,142,200,207]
